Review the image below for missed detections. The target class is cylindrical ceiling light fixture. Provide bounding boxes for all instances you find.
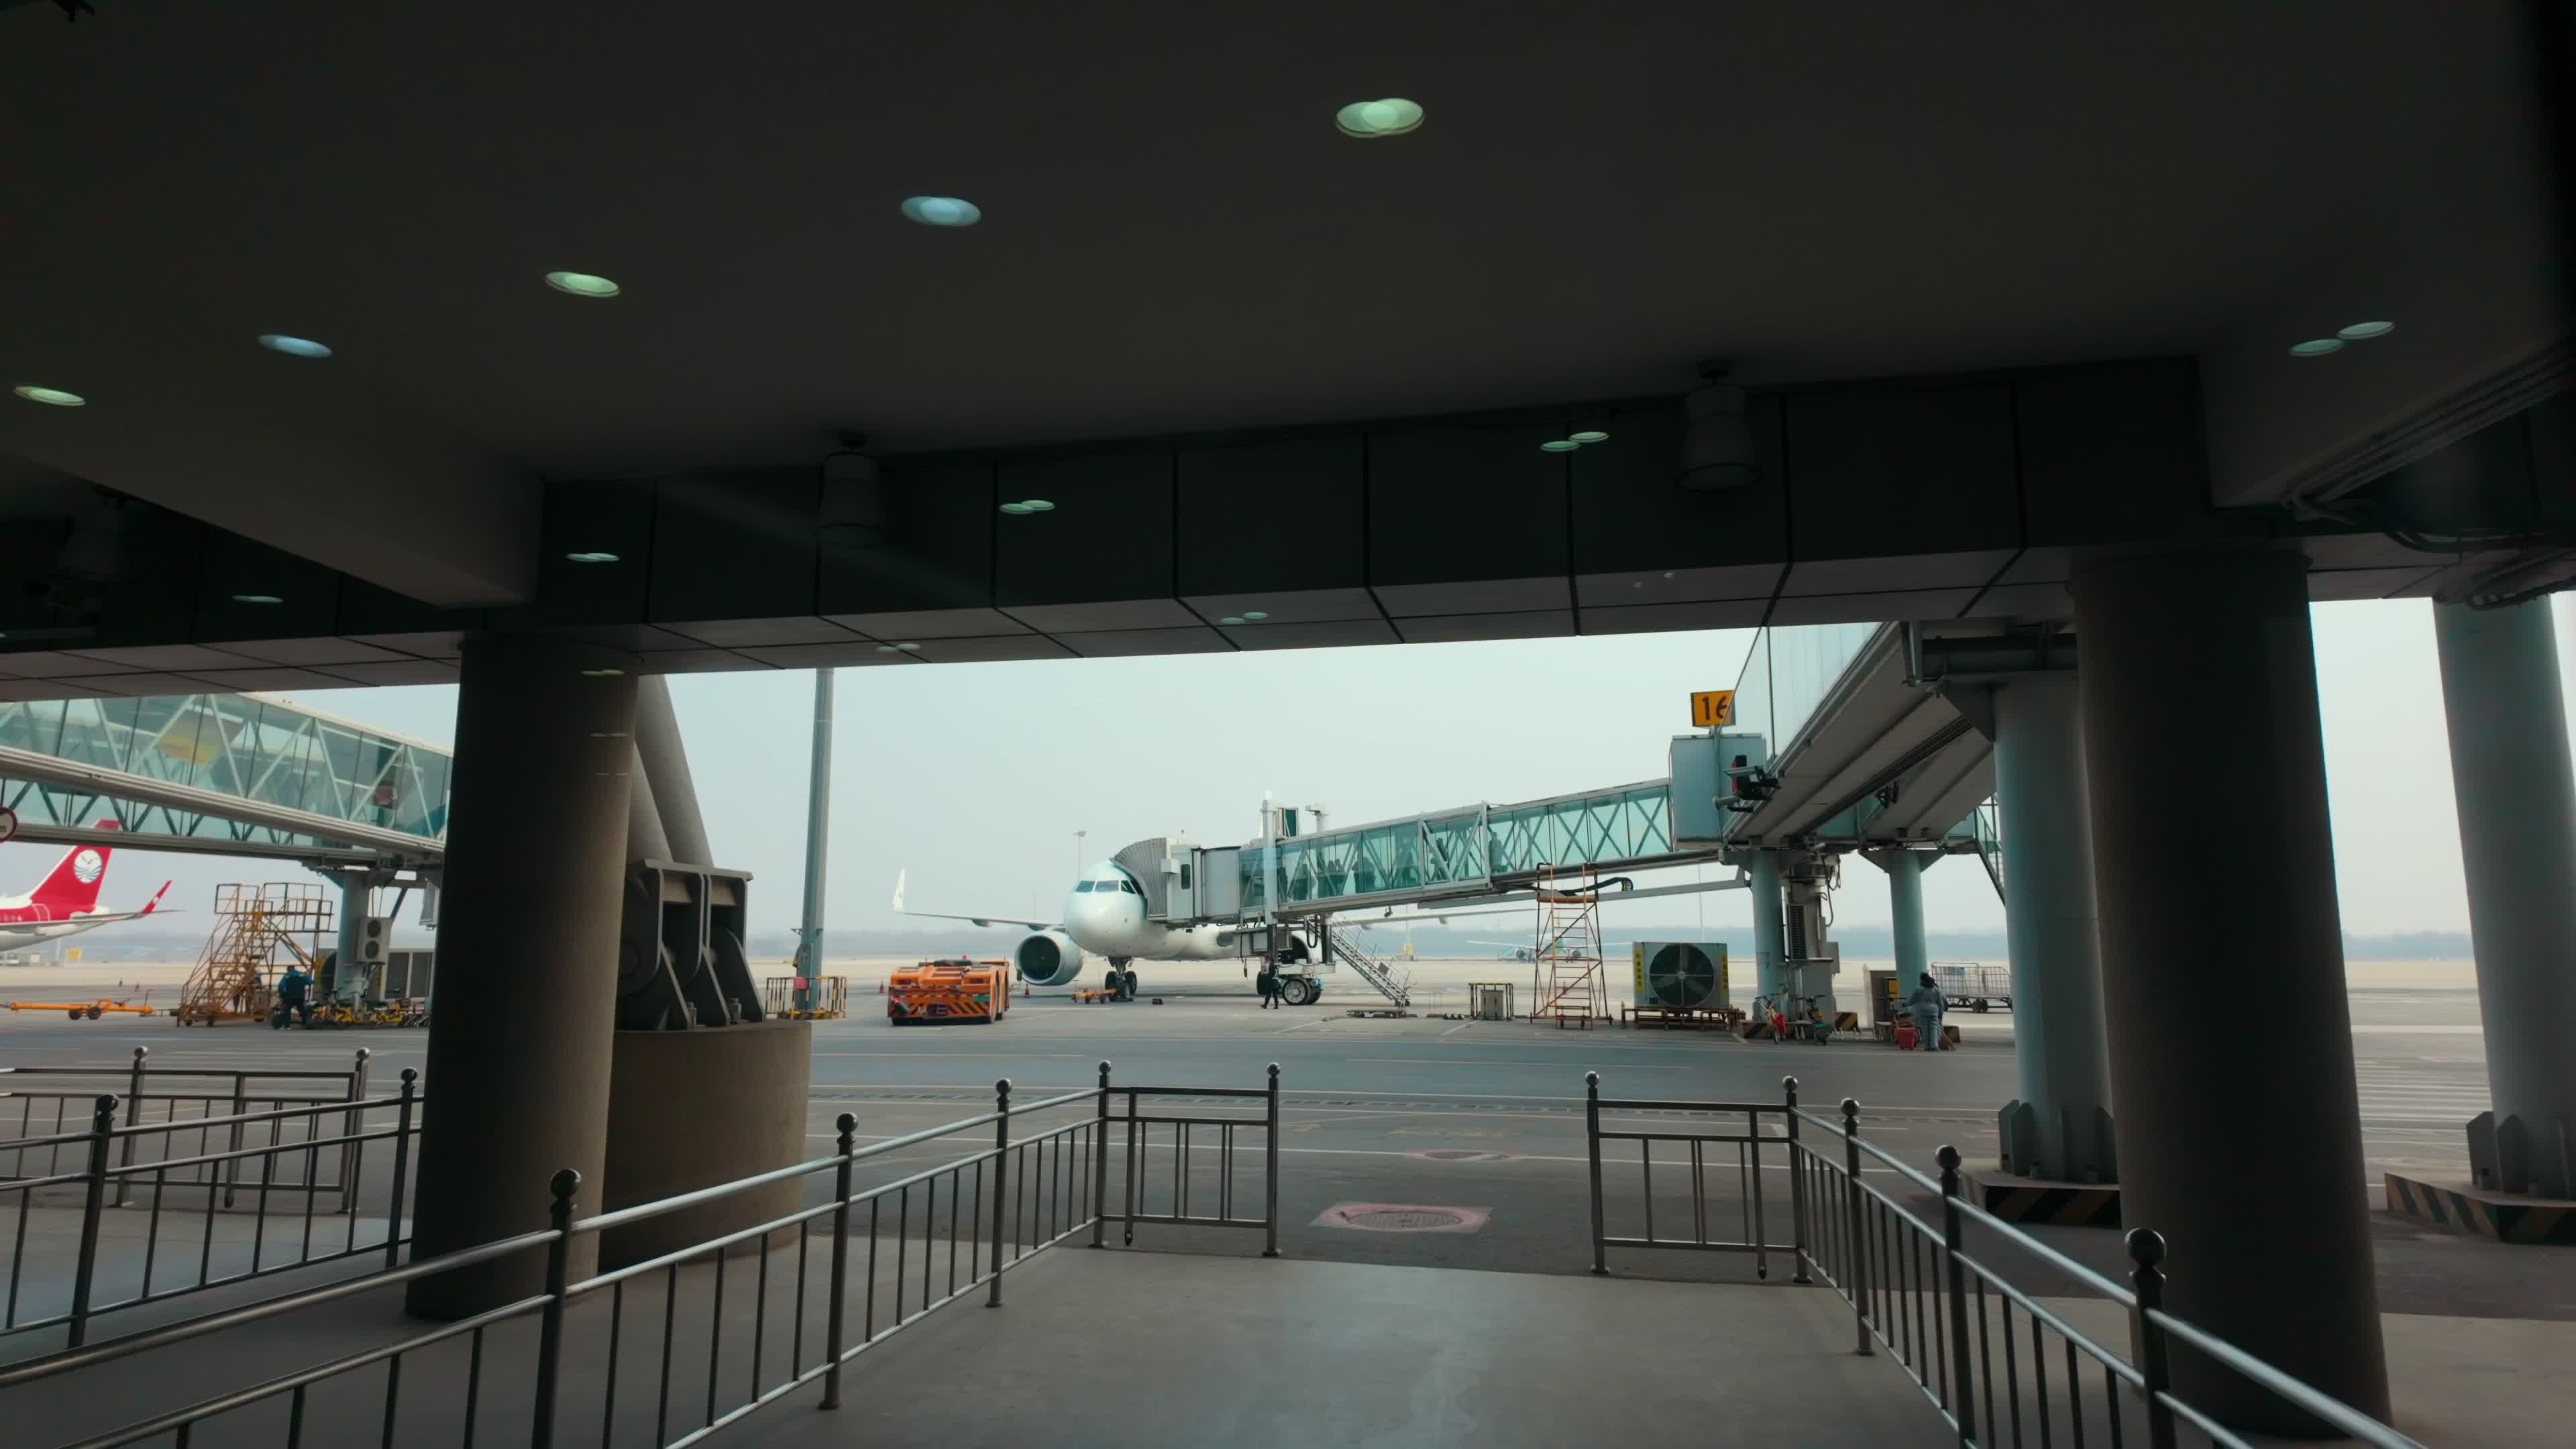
[1678,362,1760,492]
[818,437,889,549]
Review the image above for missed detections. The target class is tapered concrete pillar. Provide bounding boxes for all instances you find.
[2072,549,2387,1430]
[2434,599,2576,1198]
[634,675,710,867]
[1866,849,1930,982]
[1990,676,2114,1182]
[1748,850,1787,1007]
[407,635,639,1318]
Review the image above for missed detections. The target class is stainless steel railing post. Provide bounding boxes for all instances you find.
[1938,1146,1978,1443]
[529,1169,578,1449]
[67,1095,115,1348]
[1263,1064,1281,1258]
[1843,1098,1872,1356]
[1586,1073,1608,1275]
[384,1070,418,1268]
[1091,1063,1111,1248]
[987,1079,1010,1307]
[820,1114,857,1410]
[1784,1076,1811,1283]
[2129,1228,2180,1449]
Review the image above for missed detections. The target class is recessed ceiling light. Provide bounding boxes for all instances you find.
[902,196,982,227]
[1336,98,1425,139]
[1241,611,1269,622]
[581,667,626,677]
[258,334,333,359]
[2288,338,2343,358]
[877,644,902,653]
[1219,616,1245,626]
[1540,438,1581,453]
[999,502,1032,515]
[2337,321,2396,340]
[12,385,84,407]
[1018,499,1054,513]
[1569,429,1609,445]
[895,641,921,651]
[564,550,621,564]
[231,593,284,604]
[545,270,622,298]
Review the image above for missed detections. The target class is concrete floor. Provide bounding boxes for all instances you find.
[5,953,2571,1444]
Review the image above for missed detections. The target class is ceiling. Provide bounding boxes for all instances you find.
[0,1,2561,619]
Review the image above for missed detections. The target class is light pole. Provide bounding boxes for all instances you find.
[1074,829,1087,877]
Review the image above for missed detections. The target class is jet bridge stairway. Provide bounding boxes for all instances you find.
[1320,923,1413,1008]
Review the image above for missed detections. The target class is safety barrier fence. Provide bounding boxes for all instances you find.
[1,1049,377,1184]
[1588,1074,2422,1449]
[2,1062,1280,1448]
[1,1067,422,1350]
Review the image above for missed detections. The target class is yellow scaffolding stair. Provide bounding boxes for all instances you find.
[176,883,335,1027]
[1529,865,1606,1028]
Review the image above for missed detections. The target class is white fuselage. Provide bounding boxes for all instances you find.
[0,911,129,951]
[1061,864,1236,963]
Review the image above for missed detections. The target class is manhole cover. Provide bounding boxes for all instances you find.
[1314,1201,1492,1234]
[1350,1209,1466,1230]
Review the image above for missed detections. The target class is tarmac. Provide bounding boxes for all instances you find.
[3,953,2570,1444]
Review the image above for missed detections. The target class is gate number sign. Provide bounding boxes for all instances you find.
[1690,690,1735,728]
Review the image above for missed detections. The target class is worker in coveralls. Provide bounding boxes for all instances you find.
[1904,971,1947,1051]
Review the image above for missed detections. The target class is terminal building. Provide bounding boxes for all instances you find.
[1,3,2571,1445]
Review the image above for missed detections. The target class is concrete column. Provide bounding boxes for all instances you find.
[634,675,710,867]
[1871,849,1930,982]
[1747,850,1787,1008]
[407,635,638,1318]
[1990,676,2115,1182]
[2434,599,2576,1197]
[2072,549,2387,1430]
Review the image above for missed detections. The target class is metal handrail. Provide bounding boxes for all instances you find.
[1613,1077,2420,1449]
[0,1227,554,1387]
[2146,1309,2427,1448]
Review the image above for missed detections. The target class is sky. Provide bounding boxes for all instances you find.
[16,596,2573,950]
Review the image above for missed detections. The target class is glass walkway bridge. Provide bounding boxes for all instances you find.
[1230,620,2004,920]
[0,693,451,863]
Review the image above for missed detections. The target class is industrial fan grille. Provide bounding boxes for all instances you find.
[1644,943,1720,1008]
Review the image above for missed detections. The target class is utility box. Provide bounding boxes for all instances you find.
[1631,942,1730,1010]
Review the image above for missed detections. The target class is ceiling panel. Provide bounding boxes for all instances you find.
[1003,599,1201,633]
[0,651,141,678]
[59,643,260,672]
[0,679,116,702]
[1219,619,1400,651]
[1575,564,1782,608]
[1780,550,2015,597]
[910,635,1079,663]
[1960,582,2075,622]
[636,648,774,674]
[662,616,863,649]
[310,658,463,686]
[1181,588,1381,625]
[1768,590,1976,625]
[203,637,413,667]
[1371,577,1570,618]
[1056,627,1231,658]
[344,631,467,659]
[1579,599,1768,635]
[737,641,920,668]
[1395,610,1574,643]
[824,608,1028,640]
[183,666,370,693]
[56,672,215,697]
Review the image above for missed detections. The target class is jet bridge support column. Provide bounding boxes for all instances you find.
[1864,849,1930,985]
[2434,598,2576,1199]
[2072,548,2386,1431]
[1990,675,2114,1183]
[1747,850,1788,1012]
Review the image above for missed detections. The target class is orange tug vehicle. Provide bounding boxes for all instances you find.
[886,958,1012,1026]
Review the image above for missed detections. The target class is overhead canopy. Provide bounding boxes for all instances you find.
[3,3,2565,689]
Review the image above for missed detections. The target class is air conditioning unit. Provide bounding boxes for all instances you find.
[1631,941,1729,1011]
[358,914,392,966]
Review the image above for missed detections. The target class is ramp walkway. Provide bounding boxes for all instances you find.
[0,692,449,862]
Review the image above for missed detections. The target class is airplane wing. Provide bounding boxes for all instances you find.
[891,870,1057,932]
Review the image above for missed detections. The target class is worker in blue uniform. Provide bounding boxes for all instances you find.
[1904,971,1947,1051]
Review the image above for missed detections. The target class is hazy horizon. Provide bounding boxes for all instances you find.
[7,596,2569,955]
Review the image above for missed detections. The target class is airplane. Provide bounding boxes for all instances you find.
[0,822,175,951]
[894,863,1247,998]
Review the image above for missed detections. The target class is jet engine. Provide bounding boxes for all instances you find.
[1014,931,1087,987]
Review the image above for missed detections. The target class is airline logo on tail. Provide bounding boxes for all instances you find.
[30,820,119,915]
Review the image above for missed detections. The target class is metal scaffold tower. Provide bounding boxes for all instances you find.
[176,883,335,1026]
[1529,865,1605,1027]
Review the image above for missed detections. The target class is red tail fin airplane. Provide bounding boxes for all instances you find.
[0,822,175,950]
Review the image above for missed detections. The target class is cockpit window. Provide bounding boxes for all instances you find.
[1074,881,1097,892]
[1120,879,1141,894]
